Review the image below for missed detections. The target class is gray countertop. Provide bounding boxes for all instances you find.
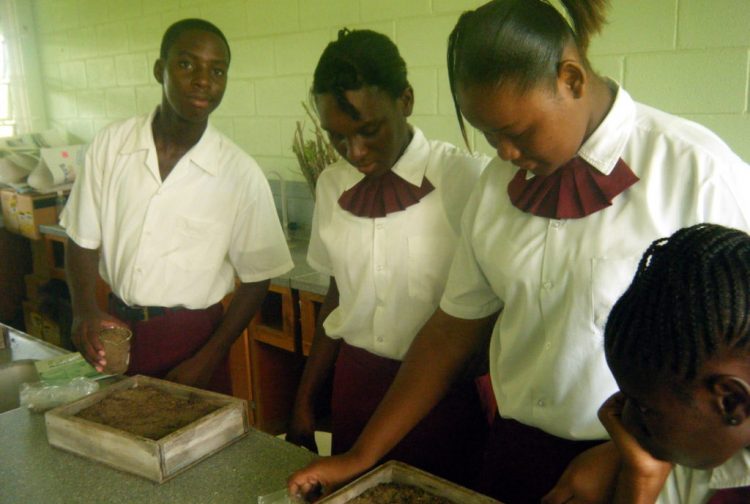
[37,224,330,296]
[0,324,318,502]
[0,407,317,503]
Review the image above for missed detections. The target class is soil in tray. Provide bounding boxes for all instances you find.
[347,483,455,504]
[75,385,220,440]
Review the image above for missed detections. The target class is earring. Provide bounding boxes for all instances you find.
[726,416,740,426]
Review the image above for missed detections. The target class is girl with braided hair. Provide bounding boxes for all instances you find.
[599,223,750,503]
[285,28,490,488]
[289,1,750,502]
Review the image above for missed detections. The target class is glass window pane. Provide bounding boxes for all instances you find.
[0,84,9,119]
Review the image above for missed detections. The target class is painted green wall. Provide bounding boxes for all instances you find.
[31,0,750,180]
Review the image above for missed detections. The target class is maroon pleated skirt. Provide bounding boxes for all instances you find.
[477,414,606,504]
[111,301,231,394]
[331,341,488,489]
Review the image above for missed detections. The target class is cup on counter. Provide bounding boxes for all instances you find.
[99,327,132,375]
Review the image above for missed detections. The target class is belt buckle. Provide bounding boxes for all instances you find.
[141,306,149,322]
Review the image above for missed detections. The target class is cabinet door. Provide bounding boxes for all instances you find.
[299,290,325,356]
[248,284,304,434]
[228,328,254,425]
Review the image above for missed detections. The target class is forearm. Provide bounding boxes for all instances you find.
[612,469,669,504]
[293,280,341,411]
[201,279,270,358]
[350,308,497,466]
[65,238,103,316]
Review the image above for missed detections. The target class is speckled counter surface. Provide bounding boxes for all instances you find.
[0,406,317,503]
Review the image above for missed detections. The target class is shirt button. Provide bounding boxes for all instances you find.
[537,399,546,407]
[543,281,553,290]
[376,223,384,230]
[376,265,384,271]
[544,342,551,350]
[377,337,384,342]
[551,221,561,229]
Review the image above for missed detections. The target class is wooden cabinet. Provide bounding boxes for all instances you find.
[41,231,109,313]
[0,227,31,326]
[299,290,325,356]
[245,284,305,435]
[244,286,330,435]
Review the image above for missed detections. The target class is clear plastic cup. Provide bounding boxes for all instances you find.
[99,327,132,375]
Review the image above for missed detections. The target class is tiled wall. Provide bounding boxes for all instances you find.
[32,0,750,184]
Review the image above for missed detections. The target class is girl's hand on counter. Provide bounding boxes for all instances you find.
[287,452,370,502]
[286,404,319,453]
[285,430,319,454]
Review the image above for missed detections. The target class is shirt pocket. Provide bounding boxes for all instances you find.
[166,216,226,272]
[407,234,456,304]
[590,256,642,333]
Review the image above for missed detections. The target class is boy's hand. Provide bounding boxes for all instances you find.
[71,312,127,372]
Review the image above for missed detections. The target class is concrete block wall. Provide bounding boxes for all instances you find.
[31,0,750,187]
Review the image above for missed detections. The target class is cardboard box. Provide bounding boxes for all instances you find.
[45,375,250,483]
[319,460,502,503]
[0,188,66,240]
[24,273,49,302]
[22,299,62,347]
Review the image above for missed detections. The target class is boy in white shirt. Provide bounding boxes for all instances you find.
[62,19,291,391]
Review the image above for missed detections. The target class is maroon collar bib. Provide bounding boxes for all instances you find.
[507,157,639,219]
[338,170,435,218]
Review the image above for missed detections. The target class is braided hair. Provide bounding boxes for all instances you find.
[605,224,750,387]
[160,18,231,62]
[312,29,409,120]
[447,0,608,146]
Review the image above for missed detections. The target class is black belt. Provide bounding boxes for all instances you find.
[108,294,183,322]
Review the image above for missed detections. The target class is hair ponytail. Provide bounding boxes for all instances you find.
[560,0,609,52]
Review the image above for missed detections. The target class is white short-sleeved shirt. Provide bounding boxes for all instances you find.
[307,127,488,360]
[61,110,293,309]
[657,450,750,504]
[440,85,750,440]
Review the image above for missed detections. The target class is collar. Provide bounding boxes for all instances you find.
[344,126,429,189]
[577,82,636,176]
[709,449,750,490]
[520,82,634,182]
[118,107,222,177]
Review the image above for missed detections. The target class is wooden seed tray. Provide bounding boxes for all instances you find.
[318,460,503,503]
[45,374,249,483]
